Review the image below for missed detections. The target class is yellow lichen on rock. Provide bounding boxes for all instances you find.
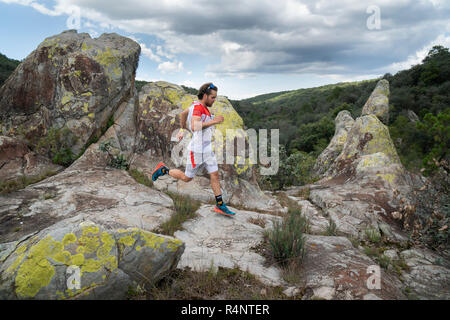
[116,228,183,253]
[61,92,74,106]
[93,47,123,79]
[181,95,196,110]
[81,42,93,52]
[360,115,400,163]
[234,156,250,175]
[94,48,120,67]
[164,86,184,105]
[336,132,347,145]
[118,234,136,247]
[166,238,184,252]
[6,225,119,298]
[376,173,396,184]
[13,236,57,298]
[83,102,89,113]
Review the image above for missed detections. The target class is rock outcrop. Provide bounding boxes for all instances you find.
[308,80,424,242]
[361,79,390,125]
[312,110,354,177]
[299,235,406,300]
[0,29,140,162]
[284,78,450,299]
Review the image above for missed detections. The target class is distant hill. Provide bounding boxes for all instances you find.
[0,52,21,88]
[231,45,449,189]
[230,79,379,151]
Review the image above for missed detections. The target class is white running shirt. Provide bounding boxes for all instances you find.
[186,101,215,153]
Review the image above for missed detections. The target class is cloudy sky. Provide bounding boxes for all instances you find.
[1,0,449,99]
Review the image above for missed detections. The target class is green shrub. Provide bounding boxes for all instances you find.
[325,218,337,236]
[266,205,308,266]
[330,102,354,119]
[0,52,21,87]
[129,168,153,188]
[52,147,73,167]
[416,109,450,175]
[258,146,317,190]
[154,192,201,236]
[36,127,77,166]
[378,254,391,269]
[0,170,58,194]
[365,227,382,244]
[98,140,129,170]
[109,153,129,170]
[288,116,335,154]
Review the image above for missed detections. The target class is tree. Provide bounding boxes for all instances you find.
[420,45,450,85]
[416,109,450,174]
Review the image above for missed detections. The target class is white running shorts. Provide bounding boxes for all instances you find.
[185,150,218,178]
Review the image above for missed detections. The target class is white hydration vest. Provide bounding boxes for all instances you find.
[186,101,214,153]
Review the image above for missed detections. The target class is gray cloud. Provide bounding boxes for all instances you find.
[8,0,450,77]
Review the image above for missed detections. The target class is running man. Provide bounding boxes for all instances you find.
[151,83,236,216]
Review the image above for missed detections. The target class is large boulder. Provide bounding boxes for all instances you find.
[309,80,425,242]
[0,29,141,157]
[0,219,184,299]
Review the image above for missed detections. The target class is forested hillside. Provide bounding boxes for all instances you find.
[0,53,21,87]
[232,45,450,189]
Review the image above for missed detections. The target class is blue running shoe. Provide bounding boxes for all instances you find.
[214,203,236,217]
[152,162,169,181]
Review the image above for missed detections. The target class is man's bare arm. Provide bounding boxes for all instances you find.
[179,108,189,129]
[191,115,223,131]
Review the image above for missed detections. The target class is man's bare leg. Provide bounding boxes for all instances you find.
[209,170,221,197]
[209,170,235,215]
[168,168,192,183]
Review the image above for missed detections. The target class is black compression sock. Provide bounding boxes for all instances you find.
[215,194,223,206]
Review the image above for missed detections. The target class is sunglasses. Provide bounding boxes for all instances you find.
[206,84,217,92]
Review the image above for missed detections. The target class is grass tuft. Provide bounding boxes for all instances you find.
[129,266,291,300]
[0,170,59,194]
[128,168,153,188]
[153,191,201,236]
